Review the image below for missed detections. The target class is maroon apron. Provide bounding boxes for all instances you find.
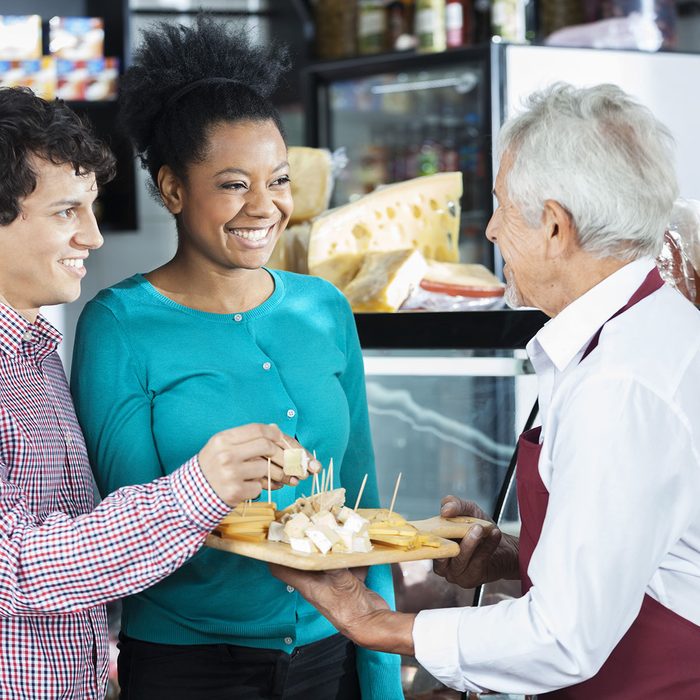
[516,267,700,699]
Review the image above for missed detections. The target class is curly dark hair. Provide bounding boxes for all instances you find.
[119,15,291,199]
[0,87,116,225]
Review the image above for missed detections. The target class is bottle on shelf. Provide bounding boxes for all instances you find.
[314,0,357,60]
[415,0,447,52]
[472,0,492,42]
[446,0,474,47]
[417,115,442,176]
[385,0,417,51]
[357,0,387,55]
[458,111,484,212]
[491,0,528,43]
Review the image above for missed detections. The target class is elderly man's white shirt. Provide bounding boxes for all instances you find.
[413,257,700,694]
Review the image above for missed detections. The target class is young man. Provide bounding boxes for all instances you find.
[272,83,700,698]
[0,86,315,698]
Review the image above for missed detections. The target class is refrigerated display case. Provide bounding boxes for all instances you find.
[303,45,494,269]
[358,310,544,699]
[304,42,700,277]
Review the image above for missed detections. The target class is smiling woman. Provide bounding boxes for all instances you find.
[70,14,402,700]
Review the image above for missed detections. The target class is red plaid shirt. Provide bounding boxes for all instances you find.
[0,304,231,699]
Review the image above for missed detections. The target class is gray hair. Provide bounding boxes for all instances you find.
[497,83,678,259]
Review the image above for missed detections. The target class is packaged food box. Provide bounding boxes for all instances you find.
[0,15,42,60]
[49,16,104,60]
[56,57,118,101]
[0,57,56,99]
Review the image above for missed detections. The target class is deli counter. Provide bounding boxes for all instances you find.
[358,308,545,699]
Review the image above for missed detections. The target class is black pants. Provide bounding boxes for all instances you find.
[117,632,362,700]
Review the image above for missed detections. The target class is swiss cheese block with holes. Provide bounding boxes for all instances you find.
[307,172,462,289]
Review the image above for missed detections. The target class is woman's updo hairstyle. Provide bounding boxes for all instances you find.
[118,14,291,199]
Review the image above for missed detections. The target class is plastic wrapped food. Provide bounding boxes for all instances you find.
[657,198,700,303]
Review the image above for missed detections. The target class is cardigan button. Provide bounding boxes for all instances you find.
[233,313,243,322]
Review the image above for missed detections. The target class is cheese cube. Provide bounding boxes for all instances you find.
[283,512,311,540]
[267,521,285,542]
[351,535,373,553]
[336,526,355,551]
[311,511,339,531]
[336,506,354,524]
[283,449,309,478]
[342,248,428,313]
[289,537,317,554]
[341,510,370,535]
[307,172,462,289]
[306,525,340,555]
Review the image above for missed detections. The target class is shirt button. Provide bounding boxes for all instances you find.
[284,636,293,645]
[65,434,73,445]
[287,409,296,418]
[286,585,295,593]
[262,361,271,371]
[22,330,33,341]
[233,313,243,322]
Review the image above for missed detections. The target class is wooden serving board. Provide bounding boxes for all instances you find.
[205,515,490,571]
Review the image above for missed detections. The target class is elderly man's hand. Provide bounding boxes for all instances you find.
[268,565,416,655]
[432,495,520,588]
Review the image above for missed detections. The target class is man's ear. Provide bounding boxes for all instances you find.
[542,199,576,260]
[158,165,183,215]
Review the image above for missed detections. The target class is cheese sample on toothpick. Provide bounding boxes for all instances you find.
[283,448,309,478]
[343,248,428,312]
[288,147,333,224]
[307,172,462,289]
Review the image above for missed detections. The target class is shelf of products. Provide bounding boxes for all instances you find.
[0,0,136,231]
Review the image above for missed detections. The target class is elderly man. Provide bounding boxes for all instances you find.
[272,83,700,698]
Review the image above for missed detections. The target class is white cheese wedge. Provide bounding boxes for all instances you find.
[336,506,354,524]
[310,511,340,531]
[283,448,309,478]
[307,172,462,289]
[283,512,311,540]
[267,521,286,542]
[289,537,318,554]
[288,147,333,224]
[306,525,340,555]
[342,510,370,535]
[343,248,428,312]
[336,527,355,551]
[351,535,373,553]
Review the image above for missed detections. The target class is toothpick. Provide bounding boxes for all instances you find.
[328,458,334,491]
[242,499,249,517]
[388,472,402,517]
[312,471,320,497]
[267,457,271,504]
[353,473,368,512]
[281,436,292,449]
[321,468,327,493]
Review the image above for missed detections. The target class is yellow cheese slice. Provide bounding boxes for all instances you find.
[307,172,462,289]
[288,147,333,224]
[342,248,428,312]
[422,261,504,289]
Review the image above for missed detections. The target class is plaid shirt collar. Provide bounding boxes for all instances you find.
[0,303,62,359]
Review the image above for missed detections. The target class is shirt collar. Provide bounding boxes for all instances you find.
[0,303,62,357]
[528,257,657,372]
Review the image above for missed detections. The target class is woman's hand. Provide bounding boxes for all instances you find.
[432,495,520,588]
[198,423,319,507]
